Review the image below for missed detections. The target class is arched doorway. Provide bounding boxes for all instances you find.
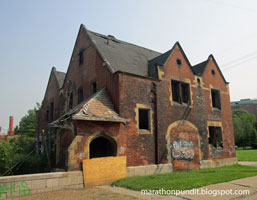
[166,120,200,171]
[89,136,117,159]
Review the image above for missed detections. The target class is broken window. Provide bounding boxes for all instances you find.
[208,126,223,148]
[90,81,97,94]
[78,86,84,104]
[211,89,221,109]
[139,109,150,130]
[78,49,84,65]
[50,102,54,121]
[171,80,190,104]
[69,92,73,109]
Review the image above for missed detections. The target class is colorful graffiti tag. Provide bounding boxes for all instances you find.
[0,181,31,198]
[171,140,195,160]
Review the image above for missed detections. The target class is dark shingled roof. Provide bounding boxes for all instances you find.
[87,31,161,77]
[192,60,209,76]
[148,49,173,78]
[54,70,66,89]
[82,25,227,83]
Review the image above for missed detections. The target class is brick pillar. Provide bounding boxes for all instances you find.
[8,116,14,136]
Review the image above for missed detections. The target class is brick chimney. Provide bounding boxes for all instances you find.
[8,116,14,136]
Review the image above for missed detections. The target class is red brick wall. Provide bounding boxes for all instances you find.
[71,121,127,170]
[61,27,120,115]
[117,45,235,170]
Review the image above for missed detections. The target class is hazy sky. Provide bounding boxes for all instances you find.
[1,0,257,133]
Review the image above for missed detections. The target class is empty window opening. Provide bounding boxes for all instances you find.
[50,102,54,121]
[211,89,221,109]
[69,92,73,109]
[208,126,223,148]
[197,78,201,85]
[91,81,97,94]
[176,58,182,66]
[171,80,190,104]
[211,69,216,76]
[46,109,49,122]
[139,109,150,130]
[90,136,117,158]
[78,86,84,104]
[78,49,84,65]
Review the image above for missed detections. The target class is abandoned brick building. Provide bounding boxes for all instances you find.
[231,99,257,119]
[36,24,237,171]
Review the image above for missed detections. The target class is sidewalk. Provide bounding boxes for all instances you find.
[99,175,257,200]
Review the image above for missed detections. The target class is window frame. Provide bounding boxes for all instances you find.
[171,80,191,105]
[135,104,153,134]
[211,89,221,110]
[208,126,223,149]
[90,81,97,95]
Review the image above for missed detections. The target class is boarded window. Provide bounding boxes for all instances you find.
[50,102,54,121]
[211,89,221,109]
[171,80,190,104]
[139,109,149,130]
[69,92,73,109]
[78,86,84,104]
[208,126,223,148]
[91,81,97,94]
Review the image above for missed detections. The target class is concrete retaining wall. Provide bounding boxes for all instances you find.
[0,171,83,199]
[127,164,173,177]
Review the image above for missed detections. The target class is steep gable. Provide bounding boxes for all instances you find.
[43,67,65,101]
[195,55,228,84]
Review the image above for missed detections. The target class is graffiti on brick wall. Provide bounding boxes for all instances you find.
[171,140,194,160]
[0,181,31,198]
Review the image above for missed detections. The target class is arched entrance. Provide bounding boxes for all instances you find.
[166,120,201,171]
[89,135,117,159]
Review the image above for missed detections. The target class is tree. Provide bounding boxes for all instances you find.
[232,109,257,149]
[14,103,40,136]
[0,103,48,175]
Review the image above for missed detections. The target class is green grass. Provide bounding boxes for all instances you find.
[113,165,257,191]
[236,149,257,161]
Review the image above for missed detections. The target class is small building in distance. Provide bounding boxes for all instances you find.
[231,99,257,119]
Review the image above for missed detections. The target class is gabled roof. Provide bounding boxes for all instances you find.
[50,88,127,124]
[54,70,66,89]
[192,60,209,76]
[192,55,228,83]
[66,25,228,82]
[86,29,161,77]
[148,42,194,78]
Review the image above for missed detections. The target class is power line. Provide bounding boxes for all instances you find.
[222,54,257,71]
[221,49,257,69]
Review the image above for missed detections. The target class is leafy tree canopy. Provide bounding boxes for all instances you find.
[232,109,257,149]
[14,103,40,136]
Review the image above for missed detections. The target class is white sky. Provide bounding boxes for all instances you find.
[1,0,257,132]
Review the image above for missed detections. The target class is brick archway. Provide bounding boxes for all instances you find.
[166,120,201,171]
[84,131,119,159]
[90,136,117,158]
